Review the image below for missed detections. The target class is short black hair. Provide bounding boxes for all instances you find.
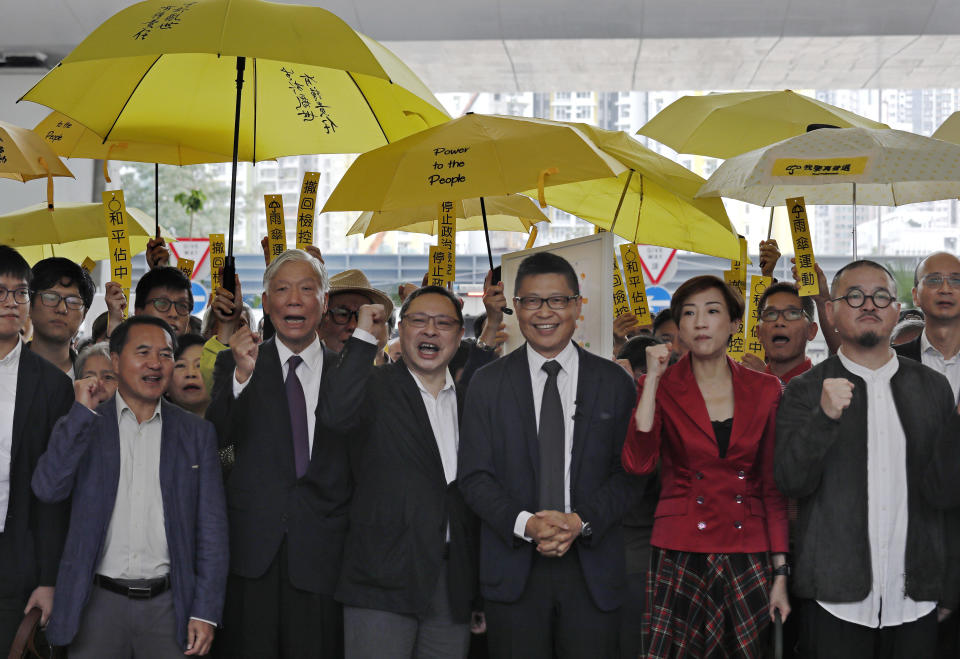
[616,335,664,375]
[758,282,814,319]
[30,257,95,309]
[109,316,178,355]
[670,275,744,323]
[0,245,32,286]
[473,312,488,339]
[831,260,898,297]
[652,308,675,333]
[399,285,464,326]
[91,311,109,343]
[174,332,206,360]
[134,266,193,310]
[514,252,579,296]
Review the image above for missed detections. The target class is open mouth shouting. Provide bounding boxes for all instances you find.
[771,333,791,346]
[417,341,441,358]
[282,314,307,329]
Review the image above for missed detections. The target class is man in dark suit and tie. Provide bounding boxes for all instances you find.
[458,251,640,658]
[0,246,73,653]
[207,249,352,657]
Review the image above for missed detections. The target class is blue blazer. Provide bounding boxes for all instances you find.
[31,398,228,650]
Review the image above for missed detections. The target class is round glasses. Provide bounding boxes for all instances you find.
[831,289,894,309]
[513,295,580,311]
[0,286,30,305]
[327,307,359,326]
[146,297,192,316]
[759,307,808,322]
[37,290,85,310]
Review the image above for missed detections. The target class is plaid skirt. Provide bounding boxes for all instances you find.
[641,547,771,659]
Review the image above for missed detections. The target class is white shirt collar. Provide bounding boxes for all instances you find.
[526,340,578,376]
[837,346,899,382]
[921,329,960,362]
[0,339,22,370]
[409,367,456,398]
[276,334,323,370]
[116,392,163,423]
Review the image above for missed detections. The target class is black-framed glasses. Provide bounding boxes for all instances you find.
[831,289,894,309]
[401,312,461,332]
[921,273,960,289]
[513,295,580,310]
[759,307,808,322]
[327,307,359,326]
[37,290,85,310]
[146,297,192,316]
[0,286,29,305]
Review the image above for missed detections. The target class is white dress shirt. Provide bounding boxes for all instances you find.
[409,369,460,486]
[98,395,169,580]
[513,341,579,540]
[819,349,937,628]
[0,340,22,533]
[920,329,960,403]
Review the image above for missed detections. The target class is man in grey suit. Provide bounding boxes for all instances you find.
[32,316,228,657]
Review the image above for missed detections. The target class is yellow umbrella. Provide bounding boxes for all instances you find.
[1,202,173,265]
[346,195,548,237]
[524,122,740,259]
[932,112,960,144]
[638,90,888,159]
[0,119,74,208]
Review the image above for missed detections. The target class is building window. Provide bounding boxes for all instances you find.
[555,92,571,100]
[554,106,572,120]
[575,105,592,120]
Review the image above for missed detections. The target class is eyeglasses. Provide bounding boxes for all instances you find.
[401,312,461,331]
[921,274,960,289]
[327,307,359,326]
[0,286,29,305]
[759,307,808,322]
[37,290,85,310]
[146,297,192,316]
[513,295,580,310]
[831,289,894,309]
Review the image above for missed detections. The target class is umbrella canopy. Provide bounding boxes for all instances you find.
[0,119,74,183]
[696,127,960,207]
[347,195,547,237]
[20,0,450,162]
[524,122,740,259]
[323,114,626,213]
[932,111,960,144]
[638,90,888,159]
[1,201,173,265]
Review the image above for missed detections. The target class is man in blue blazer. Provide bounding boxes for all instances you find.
[32,316,228,657]
[458,252,641,658]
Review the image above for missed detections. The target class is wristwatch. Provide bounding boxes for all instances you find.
[773,564,791,577]
[475,339,497,352]
[580,520,592,538]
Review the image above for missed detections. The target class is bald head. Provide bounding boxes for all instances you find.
[912,251,960,322]
[831,260,898,299]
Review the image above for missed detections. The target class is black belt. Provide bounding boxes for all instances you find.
[94,574,170,599]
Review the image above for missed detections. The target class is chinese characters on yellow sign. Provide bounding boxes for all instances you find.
[209,234,225,295]
[264,194,286,264]
[612,253,630,319]
[619,244,652,325]
[176,258,195,280]
[103,191,132,313]
[746,275,772,361]
[429,201,456,288]
[725,236,748,361]
[786,197,819,296]
[296,172,320,250]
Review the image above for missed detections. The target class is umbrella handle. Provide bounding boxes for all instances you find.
[525,226,538,249]
[38,156,54,210]
[537,167,559,208]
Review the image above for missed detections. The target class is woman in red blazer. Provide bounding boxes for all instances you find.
[622,275,790,659]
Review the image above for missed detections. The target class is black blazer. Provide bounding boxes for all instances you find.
[206,338,351,595]
[0,347,72,600]
[457,343,640,612]
[319,337,493,622]
[894,335,921,361]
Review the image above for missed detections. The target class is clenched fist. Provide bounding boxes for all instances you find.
[231,326,261,384]
[356,304,386,335]
[820,378,854,420]
[645,343,672,380]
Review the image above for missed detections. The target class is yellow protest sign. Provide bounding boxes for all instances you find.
[746,275,772,361]
[295,172,320,250]
[612,253,630,319]
[436,201,456,284]
[177,258,195,280]
[80,257,97,273]
[786,197,819,296]
[428,245,454,288]
[264,194,286,263]
[209,233,225,295]
[772,157,868,177]
[723,236,748,299]
[619,243,653,325]
[103,190,132,289]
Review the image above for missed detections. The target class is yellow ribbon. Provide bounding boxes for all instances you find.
[38,157,54,210]
[537,167,559,209]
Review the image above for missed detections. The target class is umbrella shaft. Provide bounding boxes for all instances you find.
[227,56,246,260]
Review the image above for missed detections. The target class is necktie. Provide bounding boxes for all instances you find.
[538,360,565,511]
[285,355,309,478]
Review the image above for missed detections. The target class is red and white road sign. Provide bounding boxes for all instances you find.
[637,245,678,285]
[168,238,210,281]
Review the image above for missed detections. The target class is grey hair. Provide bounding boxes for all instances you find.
[75,342,111,375]
[262,249,329,296]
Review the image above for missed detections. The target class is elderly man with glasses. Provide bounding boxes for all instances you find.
[318,269,393,355]
[776,259,960,659]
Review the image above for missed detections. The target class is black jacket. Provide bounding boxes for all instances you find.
[0,347,72,600]
[775,354,960,607]
[206,338,351,595]
[319,337,494,622]
[893,335,921,361]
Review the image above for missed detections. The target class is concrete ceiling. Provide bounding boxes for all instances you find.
[4,0,960,91]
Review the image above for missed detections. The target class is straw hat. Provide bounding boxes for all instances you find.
[328,268,394,317]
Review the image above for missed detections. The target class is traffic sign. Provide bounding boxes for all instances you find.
[646,285,671,314]
[191,281,208,315]
[638,245,678,285]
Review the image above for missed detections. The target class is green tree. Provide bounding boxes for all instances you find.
[174,189,207,238]
[887,263,916,307]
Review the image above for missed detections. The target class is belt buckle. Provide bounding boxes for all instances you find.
[127,585,153,599]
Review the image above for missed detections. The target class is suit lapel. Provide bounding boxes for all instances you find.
[100,399,122,533]
[664,354,716,442]
[260,340,296,471]
[506,347,539,481]
[394,363,447,483]
[158,400,177,535]
[570,347,599,487]
[11,347,39,464]
[728,358,753,453]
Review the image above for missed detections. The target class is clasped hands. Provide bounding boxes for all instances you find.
[525,510,582,558]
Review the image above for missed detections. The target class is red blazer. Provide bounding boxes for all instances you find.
[622,354,789,554]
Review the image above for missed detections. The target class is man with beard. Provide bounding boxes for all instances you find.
[776,260,960,658]
[742,282,819,385]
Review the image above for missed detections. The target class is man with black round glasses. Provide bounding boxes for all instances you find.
[133,267,193,337]
[318,269,393,354]
[742,281,819,385]
[28,257,95,378]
